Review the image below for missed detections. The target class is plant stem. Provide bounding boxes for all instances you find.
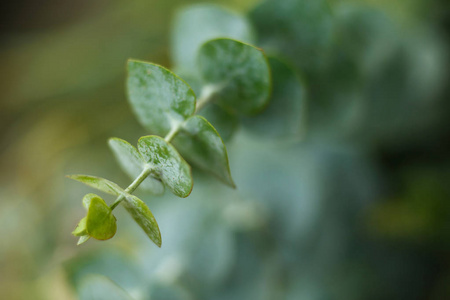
[110,84,220,210]
[110,166,152,210]
[195,84,220,113]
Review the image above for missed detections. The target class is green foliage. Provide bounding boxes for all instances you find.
[68,36,271,247]
[197,38,271,115]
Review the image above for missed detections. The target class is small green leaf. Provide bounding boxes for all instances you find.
[127,60,196,136]
[122,194,161,247]
[108,137,164,194]
[67,175,123,196]
[86,196,117,241]
[172,115,235,188]
[83,193,100,210]
[72,217,88,237]
[77,235,90,245]
[197,38,271,115]
[138,136,193,198]
[171,4,255,72]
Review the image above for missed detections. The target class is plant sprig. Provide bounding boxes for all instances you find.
[68,38,271,247]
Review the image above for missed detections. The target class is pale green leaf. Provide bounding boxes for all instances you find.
[86,196,117,241]
[67,174,123,196]
[127,60,196,136]
[171,4,255,72]
[72,217,88,237]
[122,194,161,247]
[172,115,235,187]
[138,136,193,198]
[108,137,164,194]
[197,38,271,115]
[77,235,90,245]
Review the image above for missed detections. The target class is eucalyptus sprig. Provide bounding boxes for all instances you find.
[68,38,271,247]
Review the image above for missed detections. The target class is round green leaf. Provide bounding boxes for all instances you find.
[82,193,100,210]
[138,136,193,198]
[122,194,161,247]
[172,115,235,188]
[243,57,305,138]
[197,38,271,115]
[86,196,117,241]
[67,174,124,196]
[127,60,196,136]
[171,4,255,72]
[108,137,164,194]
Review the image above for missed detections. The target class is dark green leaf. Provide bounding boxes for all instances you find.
[67,174,123,196]
[86,196,117,241]
[172,115,235,187]
[138,136,193,198]
[122,194,162,247]
[108,137,164,194]
[171,4,255,72]
[197,38,271,115]
[127,60,196,136]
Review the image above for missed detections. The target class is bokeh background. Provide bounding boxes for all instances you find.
[1,0,450,299]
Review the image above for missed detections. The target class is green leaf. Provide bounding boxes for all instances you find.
[108,137,164,194]
[122,194,161,247]
[200,104,239,142]
[77,235,90,245]
[250,0,333,73]
[243,57,305,138]
[86,196,117,241]
[138,136,193,198]
[67,174,123,196]
[197,38,271,115]
[171,4,255,72]
[127,60,196,136]
[172,115,235,188]
[72,217,88,237]
[82,193,100,210]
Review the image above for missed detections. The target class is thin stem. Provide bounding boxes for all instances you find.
[110,166,152,210]
[164,123,180,143]
[195,84,222,113]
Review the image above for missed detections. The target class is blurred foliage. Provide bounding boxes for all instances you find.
[1,0,450,299]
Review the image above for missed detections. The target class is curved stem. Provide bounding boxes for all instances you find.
[110,166,152,210]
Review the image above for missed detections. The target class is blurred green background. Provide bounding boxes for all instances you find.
[1,0,449,299]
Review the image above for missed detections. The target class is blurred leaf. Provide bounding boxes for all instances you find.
[86,196,117,241]
[243,56,305,138]
[67,174,123,196]
[138,136,193,198]
[72,217,88,237]
[127,60,196,136]
[198,38,271,115]
[171,4,255,72]
[77,235,91,245]
[250,0,334,73]
[122,194,162,247]
[109,137,164,194]
[172,115,235,187]
[200,104,239,141]
[78,275,133,300]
